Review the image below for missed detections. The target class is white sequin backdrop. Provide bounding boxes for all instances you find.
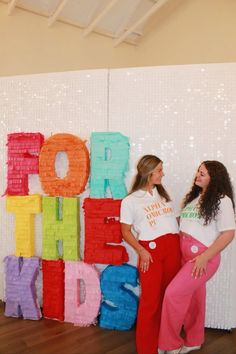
[0,63,236,329]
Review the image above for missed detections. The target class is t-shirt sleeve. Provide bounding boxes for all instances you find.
[216,196,236,232]
[120,197,134,225]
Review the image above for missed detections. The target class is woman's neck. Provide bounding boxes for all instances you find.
[200,188,206,196]
[142,184,155,194]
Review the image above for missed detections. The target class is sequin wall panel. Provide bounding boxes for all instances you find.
[1,64,236,329]
[109,63,236,329]
[0,69,108,301]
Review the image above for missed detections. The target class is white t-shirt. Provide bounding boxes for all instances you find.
[180,195,236,246]
[120,187,179,241]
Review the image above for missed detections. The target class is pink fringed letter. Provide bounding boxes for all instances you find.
[64,261,101,326]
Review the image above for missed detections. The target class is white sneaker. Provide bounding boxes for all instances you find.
[180,345,201,353]
[166,348,182,354]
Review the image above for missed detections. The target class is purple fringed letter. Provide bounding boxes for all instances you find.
[4,255,41,320]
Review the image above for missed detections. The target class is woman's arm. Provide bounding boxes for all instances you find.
[121,223,153,272]
[191,230,235,278]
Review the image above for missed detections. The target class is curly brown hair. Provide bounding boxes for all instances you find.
[182,160,235,225]
[130,155,171,202]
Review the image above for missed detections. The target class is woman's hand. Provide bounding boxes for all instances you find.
[120,223,153,272]
[190,253,208,278]
[138,248,153,272]
[190,230,235,278]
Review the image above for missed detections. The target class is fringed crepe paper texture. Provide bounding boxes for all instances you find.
[4,256,41,320]
[42,197,79,260]
[6,132,44,195]
[39,133,89,197]
[3,131,136,328]
[42,260,65,321]
[89,132,129,199]
[99,264,138,330]
[6,195,42,257]
[64,261,101,326]
[83,198,128,265]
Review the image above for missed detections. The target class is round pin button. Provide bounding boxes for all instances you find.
[191,245,198,253]
[149,241,156,249]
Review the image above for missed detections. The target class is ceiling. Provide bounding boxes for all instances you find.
[0,0,171,46]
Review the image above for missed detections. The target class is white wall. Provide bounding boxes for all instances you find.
[0,63,236,329]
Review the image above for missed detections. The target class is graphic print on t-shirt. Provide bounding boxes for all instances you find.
[180,204,202,224]
[144,201,173,227]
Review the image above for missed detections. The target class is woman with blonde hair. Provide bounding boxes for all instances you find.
[120,155,181,354]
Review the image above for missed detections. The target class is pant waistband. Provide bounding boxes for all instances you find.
[180,231,192,238]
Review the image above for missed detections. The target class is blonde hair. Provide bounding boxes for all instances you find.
[130,155,171,201]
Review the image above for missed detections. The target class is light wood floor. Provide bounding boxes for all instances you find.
[0,302,235,354]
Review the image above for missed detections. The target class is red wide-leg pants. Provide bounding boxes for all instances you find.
[136,233,181,354]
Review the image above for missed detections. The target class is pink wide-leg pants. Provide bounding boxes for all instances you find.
[158,233,220,351]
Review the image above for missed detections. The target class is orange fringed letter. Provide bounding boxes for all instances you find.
[39,133,90,197]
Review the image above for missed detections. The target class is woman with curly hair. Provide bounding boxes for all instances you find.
[158,161,235,354]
